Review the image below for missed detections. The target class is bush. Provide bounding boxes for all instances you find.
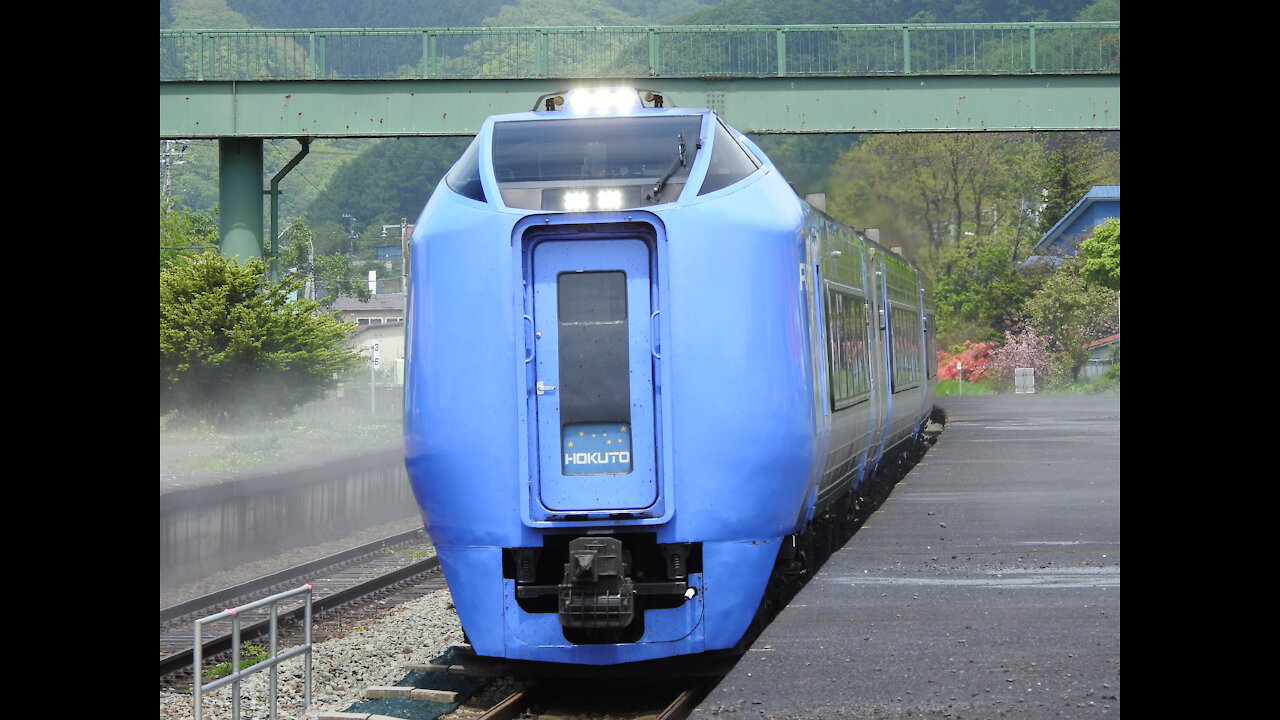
[1075,362,1120,395]
[936,340,998,382]
[160,253,363,425]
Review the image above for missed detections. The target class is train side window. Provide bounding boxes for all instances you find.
[826,287,871,410]
[889,305,923,391]
[698,119,762,196]
[445,137,487,202]
[925,311,937,380]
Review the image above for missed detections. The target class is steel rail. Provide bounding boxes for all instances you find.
[475,688,537,720]
[469,676,718,720]
[160,554,440,678]
[656,677,719,720]
[160,528,427,624]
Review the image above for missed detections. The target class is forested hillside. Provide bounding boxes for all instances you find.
[160,0,727,29]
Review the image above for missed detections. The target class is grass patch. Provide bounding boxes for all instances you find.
[936,378,1001,396]
[205,643,270,680]
[160,414,402,476]
[1057,364,1120,396]
[384,547,431,560]
[936,366,1119,397]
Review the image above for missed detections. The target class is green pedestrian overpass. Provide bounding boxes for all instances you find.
[158,23,1119,258]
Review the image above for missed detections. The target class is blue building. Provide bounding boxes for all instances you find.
[1023,185,1121,377]
[1023,185,1120,267]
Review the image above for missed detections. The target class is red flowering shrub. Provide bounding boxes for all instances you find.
[936,340,997,382]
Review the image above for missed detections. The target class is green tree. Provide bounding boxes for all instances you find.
[932,227,1047,347]
[276,221,374,304]
[1035,132,1113,235]
[1078,217,1119,291]
[1021,258,1118,381]
[160,194,219,268]
[166,0,252,29]
[828,133,1039,266]
[1076,0,1120,21]
[312,253,374,305]
[160,253,362,424]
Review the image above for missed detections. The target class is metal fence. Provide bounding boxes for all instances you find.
[192,585,314,720]
[161,23,1119,81]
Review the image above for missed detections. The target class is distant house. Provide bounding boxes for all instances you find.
[1023,185,1120,267]
[348,320,406,385]
[1081,333,1120,378]
[329,293,405,327]
[330,293,407,384]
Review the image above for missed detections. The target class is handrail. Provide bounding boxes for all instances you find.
[161,22,1119,82]
[192,585,314,720]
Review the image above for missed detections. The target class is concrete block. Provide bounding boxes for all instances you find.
[363,685,411,699]
[410,688,459,703]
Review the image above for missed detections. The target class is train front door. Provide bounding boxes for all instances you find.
[531,238,657,512]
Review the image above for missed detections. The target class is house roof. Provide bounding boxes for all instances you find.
[1024,185,1120,266]
[1082,333,1120,350]
[350,320,405,338]
[329,293,405,312]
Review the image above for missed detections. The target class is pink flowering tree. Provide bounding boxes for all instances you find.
[986,329,1056,384]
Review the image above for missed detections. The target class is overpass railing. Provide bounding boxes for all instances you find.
[160,23,1118,82]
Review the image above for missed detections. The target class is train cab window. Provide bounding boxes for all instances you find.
[698,119,762,196]
[557,271,633,473]
[445,137,486,202]
[492,116,703,210]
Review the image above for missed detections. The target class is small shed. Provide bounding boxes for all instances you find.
[1081,333,1120,378]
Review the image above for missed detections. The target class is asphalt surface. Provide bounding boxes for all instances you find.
[693,394,1120,719]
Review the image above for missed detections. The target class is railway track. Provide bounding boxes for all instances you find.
[160,528,443,681]
[319,665,718,720]
[471,677,717,720]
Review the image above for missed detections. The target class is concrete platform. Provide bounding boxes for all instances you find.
[693,394,1120,719]
[160,444,417,590]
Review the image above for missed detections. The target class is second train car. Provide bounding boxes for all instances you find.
[403,87,936,667]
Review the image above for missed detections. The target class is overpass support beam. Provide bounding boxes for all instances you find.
[218,138,264,261]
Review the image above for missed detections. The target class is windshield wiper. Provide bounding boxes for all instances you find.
[646,133,687,203]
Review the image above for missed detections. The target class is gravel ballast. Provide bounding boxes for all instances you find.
[159,585,464,720]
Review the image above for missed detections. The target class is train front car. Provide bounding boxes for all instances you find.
[403,88,821,666]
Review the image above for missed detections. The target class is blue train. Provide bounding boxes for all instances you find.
[404,87,937,667]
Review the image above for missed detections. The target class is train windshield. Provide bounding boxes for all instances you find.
[492,115,704,210]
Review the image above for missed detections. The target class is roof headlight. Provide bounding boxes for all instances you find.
[563,190,591,212]
[596,189,623,210]
[566,87,642,115]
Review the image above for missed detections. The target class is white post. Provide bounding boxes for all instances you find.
[371,341,380,416]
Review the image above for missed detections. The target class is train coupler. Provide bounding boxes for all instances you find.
[558,537,636,629]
